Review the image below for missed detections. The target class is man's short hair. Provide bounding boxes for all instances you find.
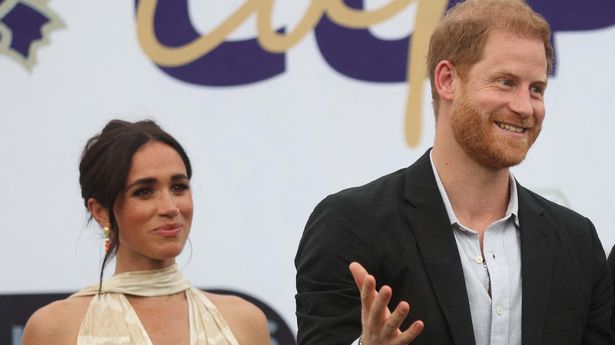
[427,0,553,113]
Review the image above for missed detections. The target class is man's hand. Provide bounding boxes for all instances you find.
[349,262,424,345]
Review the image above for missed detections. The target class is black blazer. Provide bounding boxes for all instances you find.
[295,150,614,345]
[606,245,615,333]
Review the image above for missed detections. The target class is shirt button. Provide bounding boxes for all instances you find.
[475,256,484,264]
[496,306,504,316]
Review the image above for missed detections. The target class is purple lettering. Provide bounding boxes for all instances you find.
[313,0,410,82]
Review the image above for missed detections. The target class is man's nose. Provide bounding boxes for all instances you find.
[509,89,534,118]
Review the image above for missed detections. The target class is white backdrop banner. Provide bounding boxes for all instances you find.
[1,0,615,343]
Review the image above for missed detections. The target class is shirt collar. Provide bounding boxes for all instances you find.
[429,151,519,227]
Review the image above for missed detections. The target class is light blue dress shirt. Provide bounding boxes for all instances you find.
[430,153,522,345]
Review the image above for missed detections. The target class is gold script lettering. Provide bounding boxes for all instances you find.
[405,0,448,146]
[136,0,448,147]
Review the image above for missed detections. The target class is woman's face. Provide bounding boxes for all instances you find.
[113,140,193,271]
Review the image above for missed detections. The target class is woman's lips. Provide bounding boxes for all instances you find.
[153,224,182,237]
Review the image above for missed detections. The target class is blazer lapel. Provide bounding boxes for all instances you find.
[403,150,476,345]
[517,185,555,345]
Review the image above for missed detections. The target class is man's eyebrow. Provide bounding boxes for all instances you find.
[493,71,548,85]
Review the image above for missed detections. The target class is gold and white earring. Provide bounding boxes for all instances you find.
[102,226,111,252]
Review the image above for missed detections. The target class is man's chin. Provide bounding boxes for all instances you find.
[472,146,529,170]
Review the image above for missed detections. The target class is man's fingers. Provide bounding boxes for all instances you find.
[349,262,368,289]
[368,285,393,327]
[350,262,378,322]
[399,320,425,344]
[349,262,422,344]
[360,274,376,318]
[383,301,410,333]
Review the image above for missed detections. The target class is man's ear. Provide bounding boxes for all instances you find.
[87,198,110,228]
[434,60,457,102]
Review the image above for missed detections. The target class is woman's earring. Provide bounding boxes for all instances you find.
[102,226,111,252]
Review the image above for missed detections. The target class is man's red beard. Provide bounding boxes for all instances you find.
[451,89,541,170]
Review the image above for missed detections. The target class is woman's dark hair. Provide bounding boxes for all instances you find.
[79,119,192,286]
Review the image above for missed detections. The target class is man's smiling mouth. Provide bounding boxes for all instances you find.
[496,121,525,133]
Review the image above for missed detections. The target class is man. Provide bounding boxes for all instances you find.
[294,1,615,344]
[608,245,615,332]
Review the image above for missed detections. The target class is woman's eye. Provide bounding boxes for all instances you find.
[133,188,153,198]
[172,183,190,193]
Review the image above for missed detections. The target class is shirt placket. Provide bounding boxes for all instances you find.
[484,221,510,345]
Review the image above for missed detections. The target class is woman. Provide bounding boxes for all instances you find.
[22,119,270,345]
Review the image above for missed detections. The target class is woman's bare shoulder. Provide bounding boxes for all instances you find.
[201,291,270,345]
[21,295,93,345]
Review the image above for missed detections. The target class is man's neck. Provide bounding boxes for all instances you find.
[431,145,511,235]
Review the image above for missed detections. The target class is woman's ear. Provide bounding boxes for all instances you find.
[87,198,110,227]
[434,60,457,102]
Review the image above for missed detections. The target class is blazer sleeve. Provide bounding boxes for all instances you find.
[607,245,615,344]
[582,221,615,344]
[294,194,375,345]
[606,244,615,338]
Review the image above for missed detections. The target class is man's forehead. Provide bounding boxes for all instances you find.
[476,30,548,76]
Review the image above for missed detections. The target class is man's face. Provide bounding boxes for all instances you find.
[450,30,548,170]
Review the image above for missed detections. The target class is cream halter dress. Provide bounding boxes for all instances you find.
[71,264,240,345]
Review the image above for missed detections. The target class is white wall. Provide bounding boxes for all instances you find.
[1,1,614,334]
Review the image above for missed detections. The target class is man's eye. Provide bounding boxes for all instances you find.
[499,79,513,87]
[530,86,544,95]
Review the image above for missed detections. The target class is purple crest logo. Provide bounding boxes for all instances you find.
[0,0,63,70]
